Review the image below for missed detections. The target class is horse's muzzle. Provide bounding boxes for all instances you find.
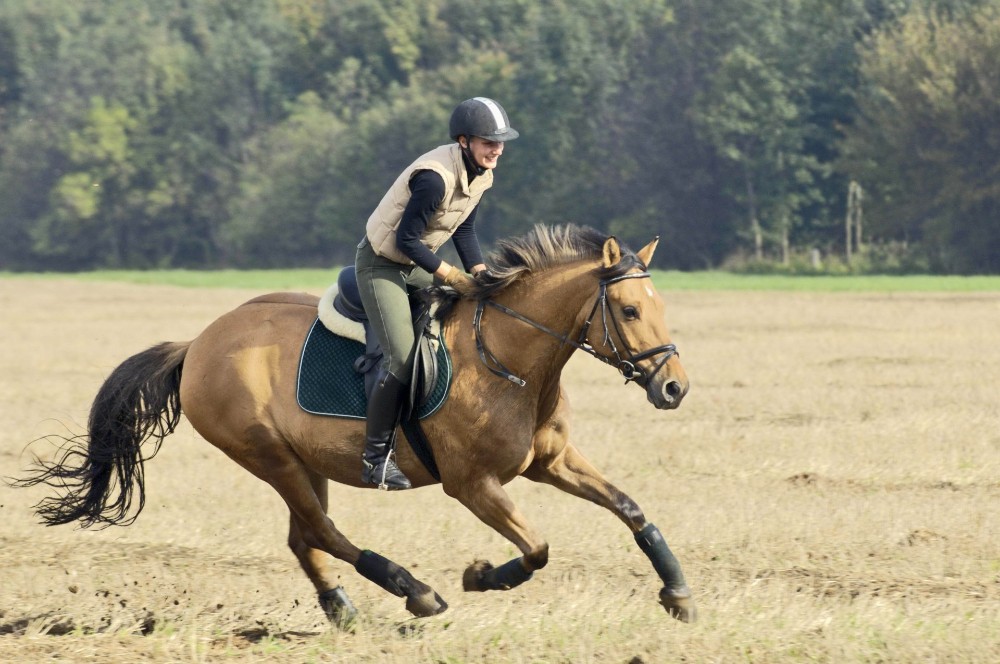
[648,377,688,410]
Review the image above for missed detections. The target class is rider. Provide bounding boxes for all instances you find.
[356,97,519,490]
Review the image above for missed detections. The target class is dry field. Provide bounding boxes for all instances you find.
[1,279,998,663]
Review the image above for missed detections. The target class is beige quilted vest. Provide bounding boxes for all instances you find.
[366,143,493,265]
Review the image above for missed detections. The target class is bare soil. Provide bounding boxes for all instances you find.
[1,280,998,662]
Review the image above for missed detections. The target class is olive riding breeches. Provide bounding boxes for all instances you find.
[354,239,434,383]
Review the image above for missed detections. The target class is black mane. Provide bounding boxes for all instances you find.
[430,223,645,318]
[477,223,644,298]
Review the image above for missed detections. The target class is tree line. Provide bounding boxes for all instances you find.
[1,0,998,274]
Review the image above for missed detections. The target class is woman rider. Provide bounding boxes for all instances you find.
[356,97,519,490]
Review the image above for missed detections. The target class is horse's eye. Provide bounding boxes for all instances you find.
[623,306,639,320]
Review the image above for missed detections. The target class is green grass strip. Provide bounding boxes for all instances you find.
[3,269,1000,292]
[649,271,1000,292]
[1,269,338,290]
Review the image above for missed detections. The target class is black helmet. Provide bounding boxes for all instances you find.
[449,97,519,142]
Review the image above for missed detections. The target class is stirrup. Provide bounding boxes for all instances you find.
[361,456,412,491]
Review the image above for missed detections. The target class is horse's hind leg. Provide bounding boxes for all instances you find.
[523,416,696,622]
[287,469,358,628]
[260,449,448,619]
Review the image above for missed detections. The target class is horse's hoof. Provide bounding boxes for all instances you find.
[462,559,493,592]
[405,589,448,617]
[329,606,358,631]
[659,585,697,623]
[319,586,358,631]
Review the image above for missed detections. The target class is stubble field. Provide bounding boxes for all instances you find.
[1,278,998,663]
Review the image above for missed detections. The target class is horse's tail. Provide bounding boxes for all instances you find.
[15,341,189,529]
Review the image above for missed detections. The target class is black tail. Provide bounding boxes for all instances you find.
[13,341,189,528]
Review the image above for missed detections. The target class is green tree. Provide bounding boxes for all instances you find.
[4,0,991,273]
[692,1,836,264]
[34,98,138,266]
[223,92,350,266]
[839,4,1000,272]
[481,0,676,246]
[589,0,741,269]
[0,0,296,268]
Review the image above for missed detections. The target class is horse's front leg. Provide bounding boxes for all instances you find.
[523,424,696,622]
[444,477,550,593]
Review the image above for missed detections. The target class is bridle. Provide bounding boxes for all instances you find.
[473,271,678,387]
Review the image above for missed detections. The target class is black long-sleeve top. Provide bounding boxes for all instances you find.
[395,169,484,274]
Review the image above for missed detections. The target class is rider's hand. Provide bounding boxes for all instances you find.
[442,265,477,296]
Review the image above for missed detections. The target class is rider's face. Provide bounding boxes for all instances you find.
[463,136,504,170]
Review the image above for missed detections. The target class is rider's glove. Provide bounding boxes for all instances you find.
[442,265,477,296]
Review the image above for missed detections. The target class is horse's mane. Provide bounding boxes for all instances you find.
[430,223,646,319]
[479,223,644,296]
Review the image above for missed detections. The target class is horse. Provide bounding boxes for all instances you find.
[16,224,695,625]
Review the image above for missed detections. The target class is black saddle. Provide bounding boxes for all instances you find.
[333,266,440,418]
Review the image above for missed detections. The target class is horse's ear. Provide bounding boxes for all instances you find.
[602,237,622,268]
[636,236,660,267]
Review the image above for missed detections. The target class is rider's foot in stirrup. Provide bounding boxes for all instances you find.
[361,457,412,490]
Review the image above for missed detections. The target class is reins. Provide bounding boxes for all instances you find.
[473,271,678,387]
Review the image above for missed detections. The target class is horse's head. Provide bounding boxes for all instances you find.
[586,236,689,410]
[462,224,689,408]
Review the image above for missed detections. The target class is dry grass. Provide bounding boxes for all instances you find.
[1,280,998,663]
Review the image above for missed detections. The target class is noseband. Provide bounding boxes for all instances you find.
[473,272,678,387]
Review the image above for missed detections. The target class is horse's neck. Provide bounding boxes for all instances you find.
[473,263,597,389]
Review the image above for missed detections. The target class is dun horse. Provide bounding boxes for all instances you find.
[18,224,695,624]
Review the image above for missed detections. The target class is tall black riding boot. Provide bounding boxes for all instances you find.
[361,370,412,490]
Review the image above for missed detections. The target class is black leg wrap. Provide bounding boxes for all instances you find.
[482,558,534,591]
[635,523,687,589]
[355,550,412,597]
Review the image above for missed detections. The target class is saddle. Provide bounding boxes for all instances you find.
[331,266,441,417]
[293,267,445,481]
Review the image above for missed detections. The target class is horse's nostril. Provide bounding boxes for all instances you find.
[663,380,683,399]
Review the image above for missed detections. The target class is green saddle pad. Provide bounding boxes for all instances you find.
[296,318,452,419]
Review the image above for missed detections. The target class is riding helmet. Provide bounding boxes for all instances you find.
[449,97,520,142]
